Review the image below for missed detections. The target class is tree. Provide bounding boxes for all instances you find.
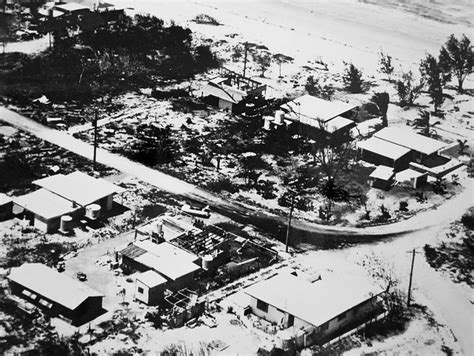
[378,51,394,81]
[413,110,440,137]
[439,34,473,92]
[342,62,364,93]
[252,50,272,77]
[311,141,354,182]
[305,75,334,100]
[420,54,450,113]
[272,53,293,78]
[396,70,423,107]
[318,179,349,221]
[457,139,469,155]
[370,92,390,127]
[129,124,176,166]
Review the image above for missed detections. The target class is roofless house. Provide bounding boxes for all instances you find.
[198,67,267,112]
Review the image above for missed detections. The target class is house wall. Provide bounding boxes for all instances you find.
[9,281,103,326]
[120,255,149,274]
[360,149,411,172]
[218,98,233,111]
[0,201,13,221]
[135,280,165,305]
[249,296,312,329]
[34,214,60,233]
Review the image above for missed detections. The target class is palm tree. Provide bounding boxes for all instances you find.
[457,139,469,155]
[413,110,441,138]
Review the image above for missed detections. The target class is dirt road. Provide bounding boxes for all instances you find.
[1,106,472,241]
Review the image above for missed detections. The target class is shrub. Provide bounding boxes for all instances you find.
[461,211,474,230]
[396,70,423,107]
[342,62,364,93]
[193,14,220,25]
[206,178,239,194]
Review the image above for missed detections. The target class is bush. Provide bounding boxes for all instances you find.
[461,211,474,230]
[343,62,364,93]
[193,14,220,25]
[206,178,239,194]
[256,180,277,200]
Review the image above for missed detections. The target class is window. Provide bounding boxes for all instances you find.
[138,287,144,294]
[256,299,268,312]
[337,312,347,321]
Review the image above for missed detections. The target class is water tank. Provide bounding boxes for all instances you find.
[86,204,101,220]
[263,117,272,131]
[156,220,163,235]
[60,215,73,233]
[202,255,214,270]
[274,110,284,125]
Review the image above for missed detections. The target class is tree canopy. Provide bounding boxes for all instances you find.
[439,34,473,92]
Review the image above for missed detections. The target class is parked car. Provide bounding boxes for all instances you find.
[76,272,87,281]
[181,203,211,218]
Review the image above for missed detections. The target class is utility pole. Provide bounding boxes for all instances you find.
[93,109,98,171]
[243,41,248,78]
[285,193,295,253]
[407,248,420,307]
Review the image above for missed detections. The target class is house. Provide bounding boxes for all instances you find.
[33,171,125,213]
[8,263,104,325]
[269,94,357,143]
[369,165,395,190]
[357,127,462,181]
[13,188,79,233]
[373,127,447,164]
[120,240,201,291]
[135,270,167,306]
[198,67,267,112]
[357,137,412,171]
[53,2,90,16]
[0,193,13,221]
[245,272,385,344]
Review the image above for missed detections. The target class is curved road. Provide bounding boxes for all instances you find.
[2,106,473,354]
[0,106,472,243]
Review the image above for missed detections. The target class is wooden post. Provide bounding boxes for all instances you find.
[93,109,98,171]
[407,248,416,307]
[285,194,295,253]
[243,41,248,78]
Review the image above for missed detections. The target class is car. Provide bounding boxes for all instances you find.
[76,272,87,281]
[181,203,211,218]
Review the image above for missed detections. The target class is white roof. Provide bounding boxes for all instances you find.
[357,136,411,160]
[280,94,356,126]
[33,172,125,207]
[369,165,395,180]
[325,116,355,133]
[14,188,77,220]
[245,273,383,327]
[136,270,167,287]
[200,82,247,104]
[8,263,103,310]
[395,168,426,182]
[134,241,200,280]
[374,127,447,156]
[55,2,89,12]
[0,193,12,206]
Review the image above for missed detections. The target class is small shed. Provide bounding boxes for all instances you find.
[135,270,167,305]
[369,166,395,190]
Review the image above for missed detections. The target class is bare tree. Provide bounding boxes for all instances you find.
[378,51,395,81]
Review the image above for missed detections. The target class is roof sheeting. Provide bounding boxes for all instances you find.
[245,273,383,327]
[0,193,12,206]
[33,172,125,207]
[14,188,77,220]
[130,241,200,281]
[369,165,395,181]
[137,270,167,287]
[55,2,89,12]
[280,94,356,126]
[8,263,103,311]
[374,127,447,156]
[395,168,426,183]
[200,82,247,104]
[357,136,411,160]
[325,116,355,133]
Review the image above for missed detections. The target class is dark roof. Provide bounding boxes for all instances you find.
[121,244,147,259]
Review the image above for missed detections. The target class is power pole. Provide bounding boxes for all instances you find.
[285,193,295,253]
[243,41,248,78]
[407,248,420,307]
[93,109,98,171]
